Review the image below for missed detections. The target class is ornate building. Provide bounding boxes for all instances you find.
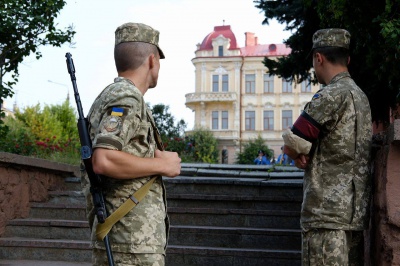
[185,25,319,164]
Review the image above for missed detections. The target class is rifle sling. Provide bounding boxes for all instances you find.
[96,175,157,240]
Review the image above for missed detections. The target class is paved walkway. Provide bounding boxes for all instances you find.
[0,261,90,266]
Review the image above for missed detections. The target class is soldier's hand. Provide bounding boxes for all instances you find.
[294,154,309,169]
[155,149,181,177]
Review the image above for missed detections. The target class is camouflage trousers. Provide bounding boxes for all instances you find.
[302,229,364,266]
[93,249,165,266]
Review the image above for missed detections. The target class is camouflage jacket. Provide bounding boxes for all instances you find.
[82,77,168,254]
[291,72,372,231]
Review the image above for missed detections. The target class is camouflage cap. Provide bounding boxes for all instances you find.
[115,22,165,59]
[312,28,351,50]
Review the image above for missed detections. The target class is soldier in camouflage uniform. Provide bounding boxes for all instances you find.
[82,22,181,266]
[282,29,372,265]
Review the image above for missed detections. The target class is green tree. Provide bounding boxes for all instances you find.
[0,99,79,164]
[150,103,187,153]
[254,0,400,124]
[187,127,219,163]
[236,135,273,164]
[150,103,186,139]
[0,0,75,132]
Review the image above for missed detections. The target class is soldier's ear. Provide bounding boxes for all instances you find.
[148,54,157,69]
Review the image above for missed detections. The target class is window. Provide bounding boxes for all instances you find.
[212,111,219,129]
[282,110,293,129]
[218,46,223,56]
[263,74,274,93]
[245,74,256,94]
[263,111,274,130]
[212,74,229,92]
[245,111,255,130]
[212,111,228,130]
[221,111,228,129]
[212,75,219,92]
[301,81,311,92]
[282,80,292,93]
[222,74,229,92]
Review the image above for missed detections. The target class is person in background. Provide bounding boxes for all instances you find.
[282,28,372,265]
[276,146,292,165]
[254,150,270,165]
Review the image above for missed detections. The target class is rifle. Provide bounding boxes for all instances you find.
[65,52,115,266]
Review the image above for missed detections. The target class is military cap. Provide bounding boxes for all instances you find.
[115,22,165,59]
[312,28,351,50]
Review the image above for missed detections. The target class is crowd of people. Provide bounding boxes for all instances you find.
[254,146,294,166]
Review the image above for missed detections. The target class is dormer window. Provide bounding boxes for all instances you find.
[218,46,223,56]
[212,35,230,57]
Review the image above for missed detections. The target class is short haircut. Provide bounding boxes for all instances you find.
[114,42,159,72]
[313,46,349,66]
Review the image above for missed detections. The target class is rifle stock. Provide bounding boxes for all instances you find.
[65,53,114,266]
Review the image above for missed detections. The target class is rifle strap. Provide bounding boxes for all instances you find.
[96,175,157,240]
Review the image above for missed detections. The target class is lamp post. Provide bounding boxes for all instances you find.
[48,80,70,101]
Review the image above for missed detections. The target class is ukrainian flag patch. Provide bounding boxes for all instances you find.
[312,93,321,100]
[111,107,124,117]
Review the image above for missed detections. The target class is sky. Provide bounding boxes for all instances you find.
[4,0,292,130]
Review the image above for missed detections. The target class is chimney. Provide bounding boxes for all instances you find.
[245,32,256,47]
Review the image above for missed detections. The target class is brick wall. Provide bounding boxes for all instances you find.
[0,152,79,236]
[370,119,400,265]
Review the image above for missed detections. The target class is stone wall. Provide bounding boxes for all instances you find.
[0,152,79,236]
[371,119,400,265]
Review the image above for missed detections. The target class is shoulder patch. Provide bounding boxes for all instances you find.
[312,93,321,100]
[111,107,124,117]
[101,116,122,134]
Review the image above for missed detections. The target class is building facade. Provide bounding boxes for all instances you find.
[185,25,319,164]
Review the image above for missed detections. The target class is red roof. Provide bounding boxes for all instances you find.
[199,25,238,50]
[198,25,291,57]
[240,43,291,57]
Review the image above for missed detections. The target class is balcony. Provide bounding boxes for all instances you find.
[185,92,237,105]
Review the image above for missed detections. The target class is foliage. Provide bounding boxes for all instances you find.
[0,99,80,165]
[149,103,191,157]
[150,103,186,141]
[236,135,273,164]
[0,0,75,132]
[186,127,219,163]
[254,0,400,124]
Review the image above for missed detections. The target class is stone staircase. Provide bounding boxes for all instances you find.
[0,164,303,265]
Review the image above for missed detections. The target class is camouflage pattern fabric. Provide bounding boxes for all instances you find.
[299,71,372,231]
[93,249,165,266]
[302,229,364,266]
[312,28,351,49]
[115,23,165,59]
[81,77,169,259]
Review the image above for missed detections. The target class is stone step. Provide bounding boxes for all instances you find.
[0,260,91,265]
[4,217,300,251]
[29,202,87,220]
[169,225,301,250]
[167,194,301,211]
[47,190,301,212]
[63,177,82,191]
[0,237,91,262]
[166,245,301,266]
[168,207,300,229]
[3,218,90,240]
[47,191,85,205]
[164,177,303,197]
